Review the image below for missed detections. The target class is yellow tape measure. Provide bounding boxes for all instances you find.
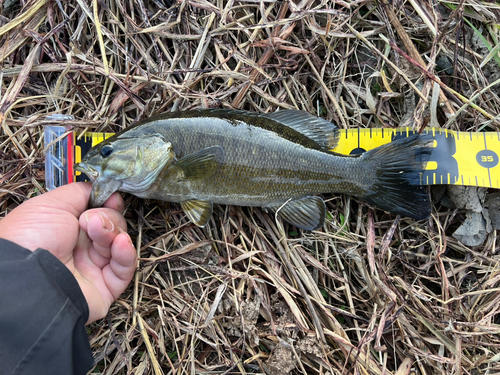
[333,127,499,188]
[72,128,500,188]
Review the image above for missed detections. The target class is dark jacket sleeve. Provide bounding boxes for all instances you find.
[0,238,94,375]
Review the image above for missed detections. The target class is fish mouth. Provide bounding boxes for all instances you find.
[74,162,99,181]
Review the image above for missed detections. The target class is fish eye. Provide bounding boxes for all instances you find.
[100,144,114,158]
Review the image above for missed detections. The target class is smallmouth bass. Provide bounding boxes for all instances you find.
[75,109,433,230]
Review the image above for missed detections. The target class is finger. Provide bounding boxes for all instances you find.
[34,183,124,219]
[37,182,93,218]
[102,232,137,299]
[80,208,127,261]
[103,192,125,213]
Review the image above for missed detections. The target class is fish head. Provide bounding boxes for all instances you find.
[75,133,174,207]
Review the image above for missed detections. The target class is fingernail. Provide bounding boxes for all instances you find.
[84,212,115,231]
[117,226,134,247]
[118,228,134,247]
[126,233,135,248]
[99,212,114,232]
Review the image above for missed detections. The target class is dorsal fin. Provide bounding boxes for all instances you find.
[265,110,339,149]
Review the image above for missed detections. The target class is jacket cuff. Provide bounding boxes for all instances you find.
[0,238,93,375]
[0,238,89,320]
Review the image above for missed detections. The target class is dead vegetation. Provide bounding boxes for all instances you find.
[1,0,500,374]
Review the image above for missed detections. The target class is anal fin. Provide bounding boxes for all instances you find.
[181,199,213,227]
[270,196,326,231]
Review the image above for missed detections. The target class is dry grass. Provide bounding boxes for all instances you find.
[1,0,500,374]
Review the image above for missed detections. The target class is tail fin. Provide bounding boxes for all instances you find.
[361,134,433,220]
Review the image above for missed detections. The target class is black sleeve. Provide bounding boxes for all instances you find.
[0,238,94,375]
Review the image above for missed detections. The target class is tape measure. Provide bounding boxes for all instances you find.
[44,126,500,190]
[333,127,500,188]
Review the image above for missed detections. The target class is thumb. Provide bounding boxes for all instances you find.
[31,182,124,218]
[27,182,125,219]
[34,182,94,218]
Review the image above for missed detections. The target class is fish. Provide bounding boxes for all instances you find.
[75,109,433,230]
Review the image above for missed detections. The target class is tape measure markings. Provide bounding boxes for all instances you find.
[336,127,499,188]
[45,127,500,189]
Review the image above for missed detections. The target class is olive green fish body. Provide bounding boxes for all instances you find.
[76,109,433,230]
[131,114,369,206]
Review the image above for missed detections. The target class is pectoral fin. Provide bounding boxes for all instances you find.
[90,178,122,208]
[181,199,213,227]
[270,196,326,231]
[174,146,225,180]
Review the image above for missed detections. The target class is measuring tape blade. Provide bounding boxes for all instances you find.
[334,127,500,188]
[44,126,500,189]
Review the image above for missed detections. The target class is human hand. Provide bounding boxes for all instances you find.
[0,182,136,323]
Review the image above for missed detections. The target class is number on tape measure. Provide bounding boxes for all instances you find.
[476,150,499,168]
